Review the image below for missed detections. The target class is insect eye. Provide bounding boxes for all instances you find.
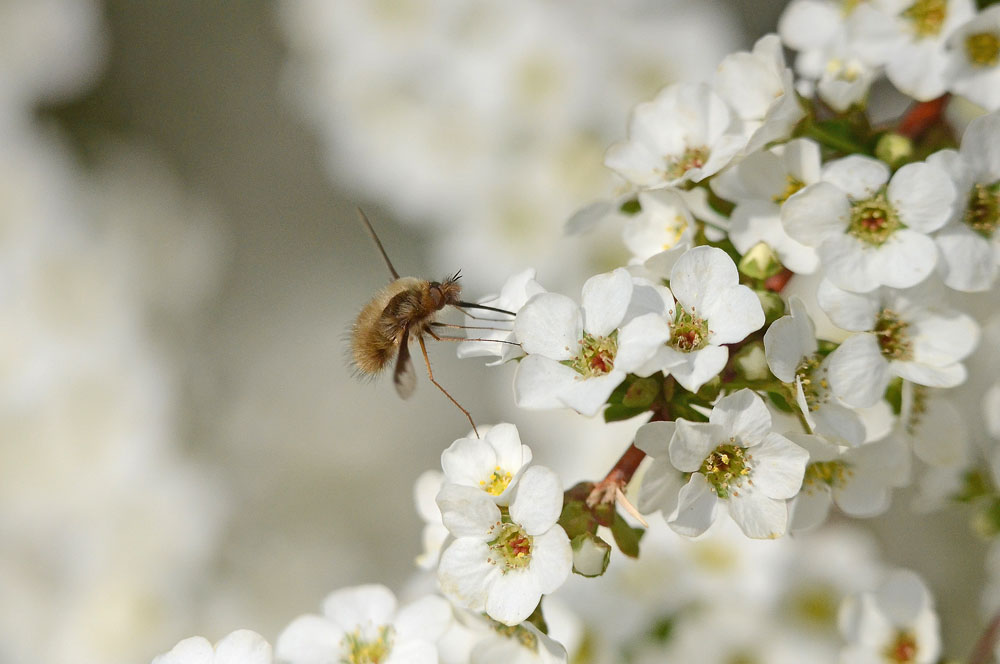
[429,285,444,308]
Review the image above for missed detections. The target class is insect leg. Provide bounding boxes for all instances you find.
[416,333,479,438]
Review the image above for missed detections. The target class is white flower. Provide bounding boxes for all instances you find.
[778,0,864,77]
[414,470,449,571]
[436,465,572,626]
[711,138,821,274]
[850,0,975,100]
[440,423,533,505]
[635,389,809,539]
[928,111,1000,292]
[275,585,451,664]
[622,189,696,263]
[641,246,765,393]
[457,268,544,364]
[818,280,979,407]
[816,39,880,112]
[783,156,957,292]
[945,5,1000,110]
[788,432,910,531]
[764,297,866,445]
[604,82,745,189]
[839,570,941,664]
[713,34,804,155]
[152,630,272,664]
[513,268,669,416]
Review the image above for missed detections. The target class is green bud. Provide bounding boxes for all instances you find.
[622,376,661,408]
[757,290,786,325]
[739,242,783,280]
[571,532,612,577]
[875,132,914,168]
[732,342,770,381]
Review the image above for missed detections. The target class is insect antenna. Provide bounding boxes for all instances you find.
[356,208,401,280]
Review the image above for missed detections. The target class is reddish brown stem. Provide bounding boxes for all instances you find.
[897,95,949,140]
[969,610,1000,664]
[586,443,647,507]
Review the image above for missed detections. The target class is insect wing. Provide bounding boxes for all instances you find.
[394,326,417,399]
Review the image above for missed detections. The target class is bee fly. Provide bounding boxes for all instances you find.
[349,209,515,436]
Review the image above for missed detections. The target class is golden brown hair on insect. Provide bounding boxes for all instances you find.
[349,209,516,437]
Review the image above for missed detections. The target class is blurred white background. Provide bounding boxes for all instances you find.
[0,1,992,663]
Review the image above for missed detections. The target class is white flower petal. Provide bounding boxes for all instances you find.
[710,389,773,444]
[637,457,685,515]
[513,355,581,410]
[558,370,626,416]
[667,344,730,393]
[702,284,765,344]
[617,313,671,373]
[514,293,582,360]
[510,466,563,535]
[581,268,633,337]
[763,297,816,382]
[891,360,967,388]
[438,538,499,613]
[888,162,956,232]
[817,280,879,331]
[275,615,342,664]
[486,423,530,477]
[441,437,498,488]
[384,641,437,664]
[635,420,677,457]
[727,485,789,539]
[790,486,833,531]
[393,595,452,643]
[670,246,738,313]
[749,432,809,499]
[870,230,938,289]
[153,637,214,664]
[782,182,851,245]
[876,570,931,626]
[437,483,502,539]
[669,421,726,472]
[322,584,397,631]
[935,224,997,292]
[668,473,719,537]
[822,155,889,199]
[216,631,272,664]
[528,526,573,594]
[486,570,542,626]
[828,334,891,407]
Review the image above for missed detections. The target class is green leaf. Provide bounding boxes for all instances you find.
[610,511,644,558]
[885,377,903,416]
[559,499,598,539]
[767,390,795,413]
[620,198,641,215]
[571,532,612,577]
[604,403,652,422]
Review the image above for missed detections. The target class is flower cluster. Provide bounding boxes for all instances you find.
[157,2,1000,663]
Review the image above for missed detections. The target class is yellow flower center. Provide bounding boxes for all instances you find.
[480,466,513,496]
[488,522,534,572]
[902,0,947,39]
[565,331,618,377]
[670,306,710,353]
[773,175,806,204]
[965,31,1000,67]
[342,625,394,664]
[874,309,913,362]
[700,442,752,499]
[964,182,1000,238]
[664,146,711,181]
[802,459,852,490]
[848,191,902,246]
